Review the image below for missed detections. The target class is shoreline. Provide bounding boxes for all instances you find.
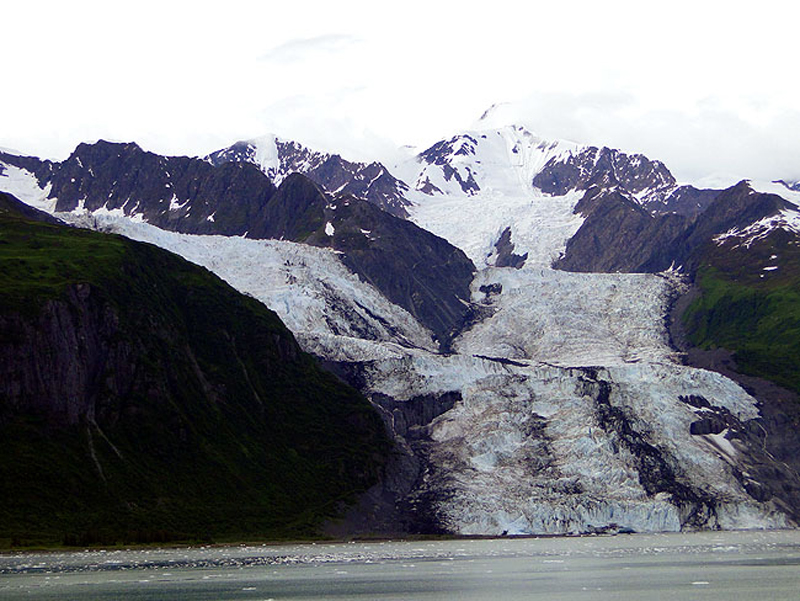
[4,526,800,557]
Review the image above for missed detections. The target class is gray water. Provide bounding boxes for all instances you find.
[2,530,800,600]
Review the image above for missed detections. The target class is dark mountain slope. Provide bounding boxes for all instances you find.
[206,137,412,217]
[0,190,61,224]
[555,187,689,272]
[556,182,793,273]
[532,145,720,216]
[246,172,328,241]
[242,174,475,344]
[0,143,475,346]
[306,194,476,346]
[676,225,800,518]
[0,192,389,546]
[682,226,800,396]
[668,182,794,270]
[55,141,279,235]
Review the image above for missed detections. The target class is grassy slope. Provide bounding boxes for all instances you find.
[0,205,390,548]
[683,229,800,395]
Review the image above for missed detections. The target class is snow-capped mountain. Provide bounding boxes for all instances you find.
[205,135,412,217]
[3,119,800,537]
[393,126,577,199]
[395,124,719,217]
[395,126,579,198]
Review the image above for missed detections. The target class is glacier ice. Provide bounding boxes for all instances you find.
[0,152,793,535]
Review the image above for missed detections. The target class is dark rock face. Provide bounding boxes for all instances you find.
[668,182,793,271]
[555,188,689,272]
[0,202,390,543]
[371,392,461,440]
[749,395,800,514]
[689,417,728,435]
[323,387,462,536]
[533,146,719,217]
[0,191,62,225]
[32,141,278,236]
[305,194,476,346]
[775,179,800,193]
[0,150,55,183]
[246,173,328,241]
[556,182,792,274]
[492,227,527,269]
[535,147,673,200]
[658,185,721,217]
[1,284,131,427]
[206,138,412,218]
[307,156,411,218]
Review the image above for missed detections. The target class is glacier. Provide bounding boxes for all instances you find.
[1,138,793,535]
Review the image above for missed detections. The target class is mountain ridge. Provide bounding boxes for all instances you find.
[0,143,476,345]
[4,121,800,538]
[206,135,412,218]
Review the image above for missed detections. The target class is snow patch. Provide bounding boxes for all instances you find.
[704,429,737,459]
[714,209,800,248]
[168,195,189,211]
[0,163,55,212]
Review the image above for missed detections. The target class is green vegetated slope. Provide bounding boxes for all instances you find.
[0,194,390,547]
[683,228,800,395]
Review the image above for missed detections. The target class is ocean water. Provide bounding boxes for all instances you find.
[2,530,800,600]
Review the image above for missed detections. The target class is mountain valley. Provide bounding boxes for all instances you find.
[2,120,800,542]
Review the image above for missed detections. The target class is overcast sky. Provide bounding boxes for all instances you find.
[4,0,800,183]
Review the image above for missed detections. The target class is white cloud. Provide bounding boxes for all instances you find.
[259,35,361,64]
[2,0,800,182]
[475,93,800,183]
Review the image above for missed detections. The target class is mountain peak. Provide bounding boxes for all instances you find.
[206,135,411,217]
[75,139,143,154]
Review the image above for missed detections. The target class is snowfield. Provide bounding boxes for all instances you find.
[0,163,55,212]
[714,207,800,249]
[399,126,585,268]
[408,190,584,269]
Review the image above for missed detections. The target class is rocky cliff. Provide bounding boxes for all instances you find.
[0,192,389,546]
